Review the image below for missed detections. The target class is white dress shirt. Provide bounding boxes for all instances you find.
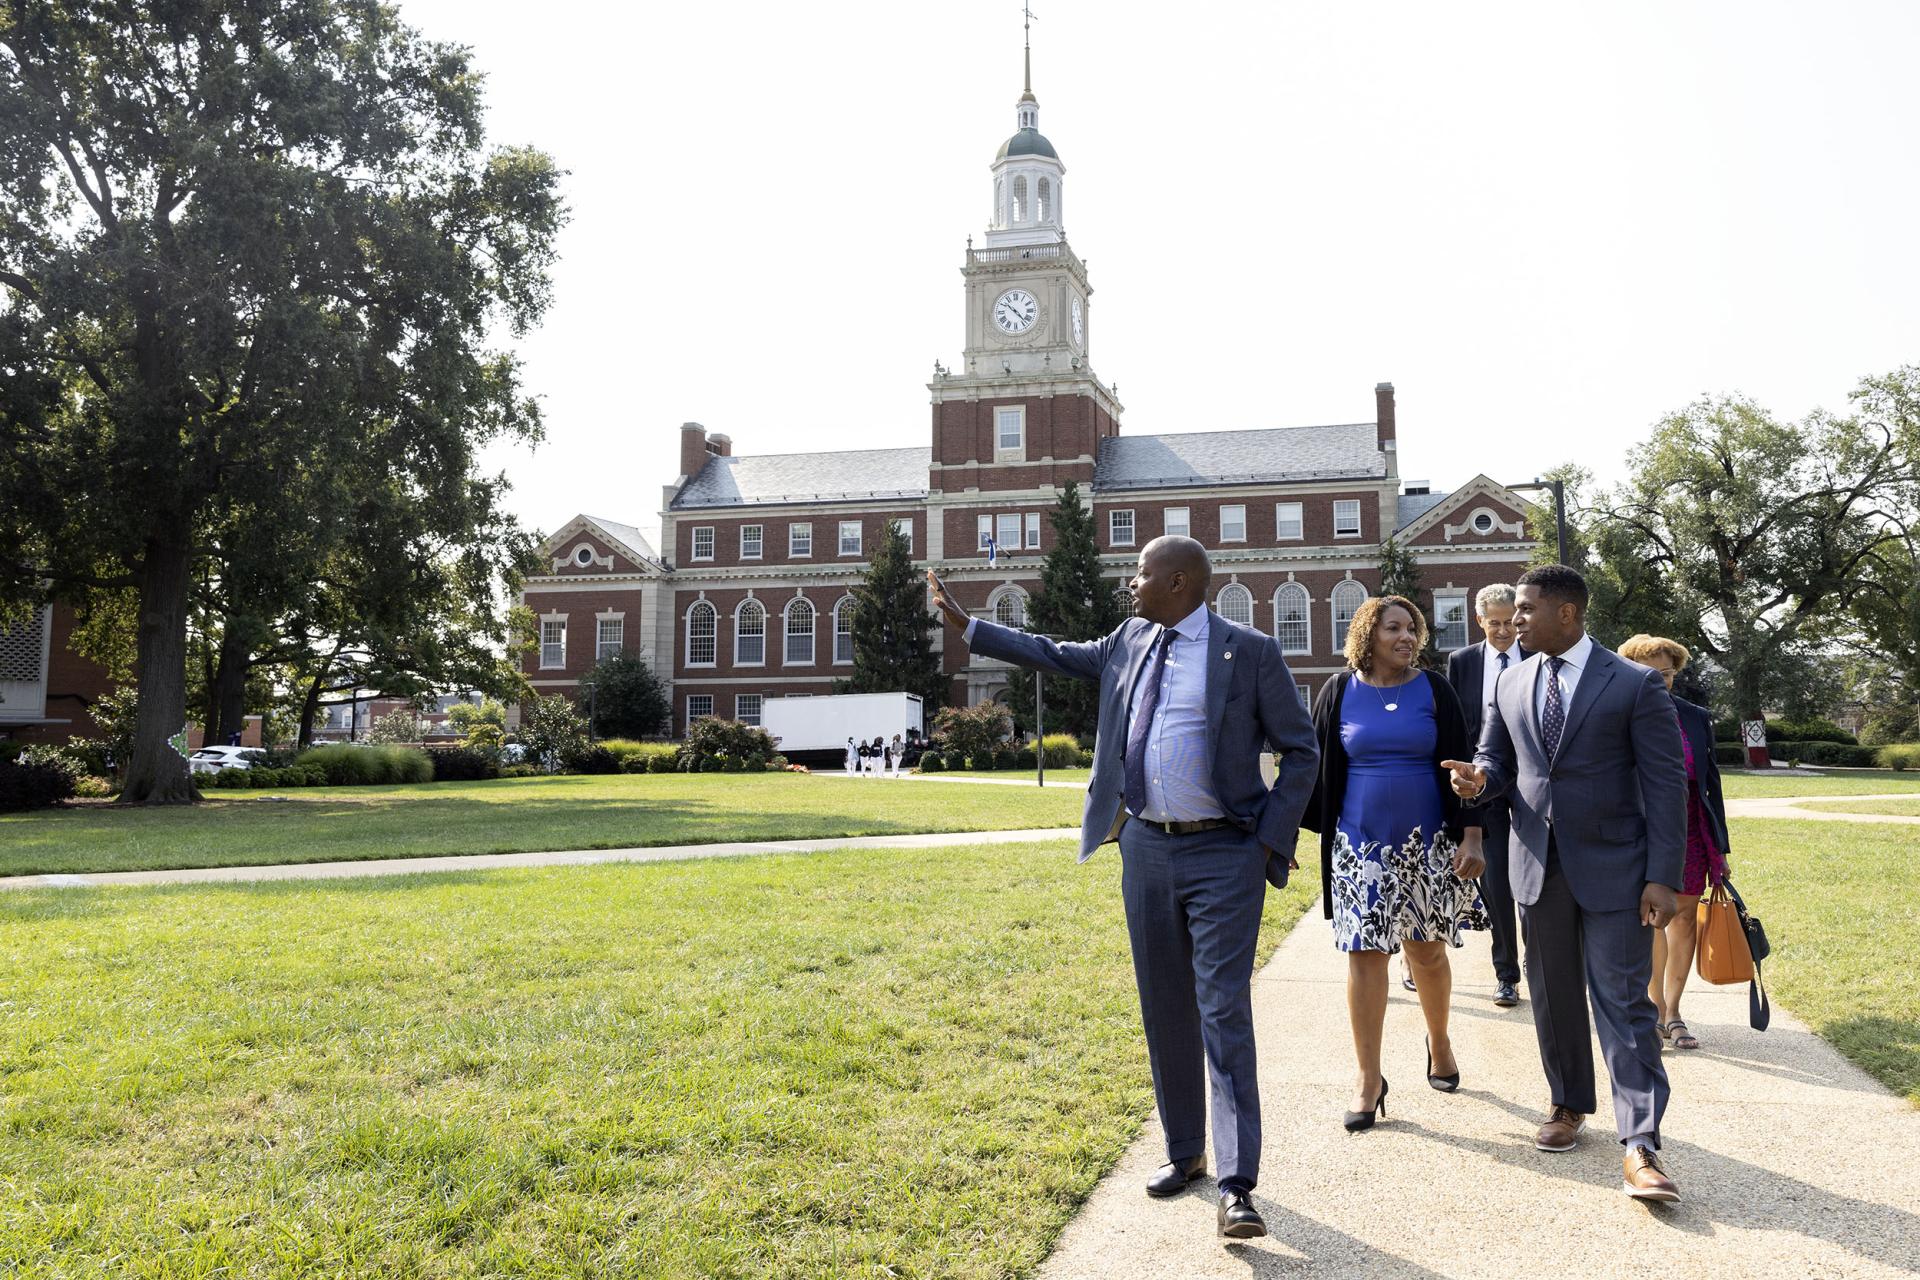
[1534,632,1595,737]
[1482,639,1521,717]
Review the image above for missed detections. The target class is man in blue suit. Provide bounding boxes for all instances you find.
[928,536,1318,1240]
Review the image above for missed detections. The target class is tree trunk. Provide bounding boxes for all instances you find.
[118,536,199,803]
[205,623,252,747]
[295,655,333,749]
[1730,649,1770,770]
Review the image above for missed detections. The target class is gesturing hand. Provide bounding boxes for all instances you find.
[925,569,971,632]
[1439,759,1486,799]
[1640,882,1679,929]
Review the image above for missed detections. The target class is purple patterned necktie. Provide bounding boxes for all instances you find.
[1123,629,1177,817]
[1541,655,1567,757]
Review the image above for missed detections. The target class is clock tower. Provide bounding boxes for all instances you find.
[928,20,1121,496]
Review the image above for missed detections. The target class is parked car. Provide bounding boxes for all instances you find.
[189,746,266,775]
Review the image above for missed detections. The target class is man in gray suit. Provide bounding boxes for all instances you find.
[927,536,1317,1240]
[1443,565,1688,1202]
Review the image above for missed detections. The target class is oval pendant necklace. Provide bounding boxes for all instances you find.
[1369,672,1408,712]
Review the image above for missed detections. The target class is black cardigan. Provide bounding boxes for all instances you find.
[1301,668,1479,920]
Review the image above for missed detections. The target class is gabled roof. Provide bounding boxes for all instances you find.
[1393,475,1537,541]
[539,513,662,570]
[1396,491,1451,530]
[1093,423,1384,491]
[671,446,930,509]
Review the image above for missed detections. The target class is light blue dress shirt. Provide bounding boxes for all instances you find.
[963,606,1224,821]
[1128,604,1224,822]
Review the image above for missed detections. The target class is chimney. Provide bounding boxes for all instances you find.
[707,433,733,458]
[678,422,709,480]
[1375,383,1397,453]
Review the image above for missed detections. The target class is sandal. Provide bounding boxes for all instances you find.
[1669,1020,1700,1050]
[1655,1021,1672,1042]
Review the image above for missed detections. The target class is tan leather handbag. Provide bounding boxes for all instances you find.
[1696,882,1755,985]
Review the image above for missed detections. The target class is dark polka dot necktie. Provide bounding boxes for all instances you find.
[1541,655,1567,757]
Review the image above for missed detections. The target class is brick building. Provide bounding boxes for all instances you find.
[0,601,115,746]
[519,53,1536,733]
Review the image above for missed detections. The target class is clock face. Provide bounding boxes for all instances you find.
[993,288,1039,335]
[1071,296,1085,346]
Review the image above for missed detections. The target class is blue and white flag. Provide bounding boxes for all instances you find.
[986,535,998,567]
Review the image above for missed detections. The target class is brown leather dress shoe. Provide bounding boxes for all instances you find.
[1534,1105,1587,1152]
[1623,1148,1680,1202]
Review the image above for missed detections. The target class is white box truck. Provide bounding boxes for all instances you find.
[760,692,924,764]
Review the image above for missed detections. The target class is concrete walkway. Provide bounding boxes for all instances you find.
[0,825,1081,891]
[1726,793,1920,825]
[1037,913,1920,1279]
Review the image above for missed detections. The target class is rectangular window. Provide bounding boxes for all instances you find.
[691,527,715,560]
[834,602,855,664]
[735,694,762,726]
[995,405,1025,456]
[1164,507,1191,539]
[839,521,863,556]
[686,694,713,732]
[1024,512,1041,549]
[997,513,1022,551]
[789,523,812,557]
[1220,504,1246,542]
[1434,591,1469,651]
[1275,502,1304,541]
[786,607,815,664]
[892,517,913,554]
[596,618,623,660]
[1109,509,1135,546]
[977,514,993,550]
[1334,500,1362,538]
[1297,682,1312,708]
[540,620,565,669]
[740,525,762,559]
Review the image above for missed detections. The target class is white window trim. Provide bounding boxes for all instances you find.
[684,600,718,669]
[691,526,716,561]
[685,694,714,732]
[1333,500,1363,539]
[1109,508,1136,547]
[1215,582,1254,626]
[1219,504,1247,544]
[1275,502,1304,542]
[977,514,994,551]
[994,404,1027,463]
[538,614,567,670]
[1273,584,1312,656]
[1331,580,1369,641]
[1164,506,1191,540]
[734,693,762,726]
[740,525,763,560]
[832,595,857,666]
[595,614,625,661]
[891,517,913,555]
[1433,590,1470,652]
[783,597,816,667]
[788,523,812,558]
[733,598,767,668]
[838,520,863,557]
[988,584,1029,630]
[1024,511,1042,549]
[996,512,1022,553]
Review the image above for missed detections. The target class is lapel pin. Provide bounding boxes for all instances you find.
[1224,650,1233,659]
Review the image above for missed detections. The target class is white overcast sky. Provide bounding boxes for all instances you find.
[395,0,1920,554]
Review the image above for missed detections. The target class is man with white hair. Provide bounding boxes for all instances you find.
[1445,582,1527,1007]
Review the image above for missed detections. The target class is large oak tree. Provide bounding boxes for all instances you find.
[0,2,562,800]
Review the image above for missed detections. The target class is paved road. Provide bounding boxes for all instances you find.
[0,826,1082,891]
[1036,912,1920,1279]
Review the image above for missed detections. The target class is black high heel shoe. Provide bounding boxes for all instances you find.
[1344,1077,1388,1131]
[1426,1036,1460,1092]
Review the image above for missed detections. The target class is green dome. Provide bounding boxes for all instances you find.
[996,128,1059,161]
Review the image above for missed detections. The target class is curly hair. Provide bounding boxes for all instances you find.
[1617,633,1690,670]
[1344,594,1428,674]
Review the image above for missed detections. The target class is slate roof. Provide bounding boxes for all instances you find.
[1396,491,1451,530]
[1092,423,1384,491]
[583,515,660,564]
[997,127,1061,161]
[671,447,931,509]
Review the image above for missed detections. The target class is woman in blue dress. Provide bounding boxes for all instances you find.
[1304,595,1488,1130]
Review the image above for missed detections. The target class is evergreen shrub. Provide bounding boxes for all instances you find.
[0,754,79,810]
[428,745,501,782]
[918,752,946,772]
[1014,747,1037,770]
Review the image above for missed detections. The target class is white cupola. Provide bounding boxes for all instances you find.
[984,17,1065,248]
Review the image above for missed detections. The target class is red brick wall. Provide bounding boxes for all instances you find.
[520,587,642,683]
[1406,495,1530,548]
[672,586,859,679]
[673,510,923,569]
[1094,491,1382,551]
[930,392,1114,490]
[548,529,650,575]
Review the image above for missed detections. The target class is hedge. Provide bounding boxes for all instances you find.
[0,753,80,811]
[1768,741,1880,768]
[1763,718,1857,746]
[1880,744,1920,771]
[427,745,501,782]
[296,744,433,786]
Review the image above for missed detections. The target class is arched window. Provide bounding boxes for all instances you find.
[1216,583,1253,627]
[1331,580,1369,647]
[1011,175,1028,223]
[1037,177,1052,222]
[686,601,717,667]
[734,599,765,666]
[1273,583,1311,655]
[1113,587,1134,617]
[991,586,1026,629]
[994,176,1004,226]
[833,596,856,664]
[784,598,815,665]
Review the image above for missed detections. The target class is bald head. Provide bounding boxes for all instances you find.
[1129,535,1212,626]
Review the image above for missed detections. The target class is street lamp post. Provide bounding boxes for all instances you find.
[1506,477,1570,566]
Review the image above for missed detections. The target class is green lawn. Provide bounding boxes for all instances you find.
[0,773,1081,879]
[1720,772,1920,798]
[1724,818,1920,1105]
[1796,797,1920,816]
[0,837,1321,1279]
[929,768,1094,785]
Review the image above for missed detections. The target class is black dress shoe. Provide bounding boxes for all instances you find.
[1145,1154,1206,1197]
[1494,982,1520,1008]
[1218,1189,1266,1239]
[1343,1076,1388,1131]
